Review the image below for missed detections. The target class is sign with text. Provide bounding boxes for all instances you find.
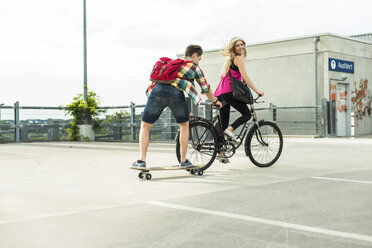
[328,58,354,74]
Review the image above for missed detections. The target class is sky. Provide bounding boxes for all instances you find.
[0,0,371,107]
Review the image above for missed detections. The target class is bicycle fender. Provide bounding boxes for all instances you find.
[190,118,214,127]
[252,119,265,128]
[254,120,279,128]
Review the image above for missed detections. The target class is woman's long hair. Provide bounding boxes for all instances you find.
[220,37,247,77]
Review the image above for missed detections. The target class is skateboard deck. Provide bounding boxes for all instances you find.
[130,164,204,180]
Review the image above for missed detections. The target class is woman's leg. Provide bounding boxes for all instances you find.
[223,92,251,131]
[216,95,231,163]
[217,95,231,131]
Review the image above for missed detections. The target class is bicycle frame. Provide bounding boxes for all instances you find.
[175,96,268,156]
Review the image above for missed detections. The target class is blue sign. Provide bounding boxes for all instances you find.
[328,58,354,74]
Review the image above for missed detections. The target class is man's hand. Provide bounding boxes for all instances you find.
[189,112,194,119]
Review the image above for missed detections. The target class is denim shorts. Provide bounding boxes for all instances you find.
[141,84,189,124]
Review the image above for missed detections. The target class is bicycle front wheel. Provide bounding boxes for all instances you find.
[176,121,218,171]
[245,121,283,167]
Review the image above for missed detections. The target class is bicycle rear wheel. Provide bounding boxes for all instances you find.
[176,121,218,171]
[245,121,283,167]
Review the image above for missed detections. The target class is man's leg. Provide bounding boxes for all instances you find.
[139,121,152,162]
[179,121,189,162]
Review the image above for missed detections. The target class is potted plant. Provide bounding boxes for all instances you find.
[64,91,105,141]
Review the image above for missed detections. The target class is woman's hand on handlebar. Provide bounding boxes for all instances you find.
[210,99,223,109]
[215,100,223,109]
[256,90,264,97]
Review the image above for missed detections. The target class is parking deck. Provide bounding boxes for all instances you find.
[1,139,372,248]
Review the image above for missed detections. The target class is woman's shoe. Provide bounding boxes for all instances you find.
[224,129,238,142]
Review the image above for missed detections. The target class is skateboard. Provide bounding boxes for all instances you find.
[130,165,204,180]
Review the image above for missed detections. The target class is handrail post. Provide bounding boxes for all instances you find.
[268,103,274,122]
[204,100,212,120]
[130,102,136,141]
[113,113,123,141]
[14,101,20,142]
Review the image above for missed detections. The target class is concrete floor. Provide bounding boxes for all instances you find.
[0,138,372,248]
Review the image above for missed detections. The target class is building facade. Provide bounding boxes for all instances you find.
[192,33,372,137]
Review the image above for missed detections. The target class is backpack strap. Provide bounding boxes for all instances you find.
[159,65,167,77]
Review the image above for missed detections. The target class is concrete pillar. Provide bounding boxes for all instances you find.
[78,125,95,141]
[321,98,328,137]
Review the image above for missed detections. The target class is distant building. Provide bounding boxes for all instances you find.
[28,119,48,124]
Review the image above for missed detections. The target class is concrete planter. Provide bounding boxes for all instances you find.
[78,124,95,141]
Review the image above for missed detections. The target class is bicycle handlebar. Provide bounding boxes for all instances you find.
[254,95,265,104]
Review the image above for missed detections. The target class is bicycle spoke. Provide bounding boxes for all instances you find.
[188,147,210,165]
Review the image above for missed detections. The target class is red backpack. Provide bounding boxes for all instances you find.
[150,57,188,83]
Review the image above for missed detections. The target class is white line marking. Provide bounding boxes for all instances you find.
[311,176,372,184]
[0,203,139,225]
[149,201,372,243]
[0,151,35,155]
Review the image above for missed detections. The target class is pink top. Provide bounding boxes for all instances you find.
[214,69,242,97]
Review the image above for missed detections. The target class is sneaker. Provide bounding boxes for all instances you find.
[180,159,193,168]
[224,129,238,142]
[131,160,146,168]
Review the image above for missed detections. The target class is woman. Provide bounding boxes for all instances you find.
[214,37,264,161]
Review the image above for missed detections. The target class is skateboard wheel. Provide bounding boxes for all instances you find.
[197,170,203,176]
[139,172,144,179]
[190,169,196,175]
[146,173,152,180]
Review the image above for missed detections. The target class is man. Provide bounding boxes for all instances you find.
[132,44,222,168]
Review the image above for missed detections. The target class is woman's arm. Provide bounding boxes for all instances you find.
[234,56,264,96]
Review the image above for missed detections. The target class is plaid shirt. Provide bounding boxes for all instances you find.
[146,58,210,106]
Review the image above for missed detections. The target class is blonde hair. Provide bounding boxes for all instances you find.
[220,37,247,77]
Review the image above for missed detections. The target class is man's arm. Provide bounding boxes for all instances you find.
[194,66,223,108]
[204,88,223,108]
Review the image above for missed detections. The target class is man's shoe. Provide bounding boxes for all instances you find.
[224,129,238,142]
[131,160,146,168]
[180,159,193,168]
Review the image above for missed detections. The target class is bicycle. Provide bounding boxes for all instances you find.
[175,96,283,171]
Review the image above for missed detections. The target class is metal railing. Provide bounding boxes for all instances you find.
[0,99,327,143]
